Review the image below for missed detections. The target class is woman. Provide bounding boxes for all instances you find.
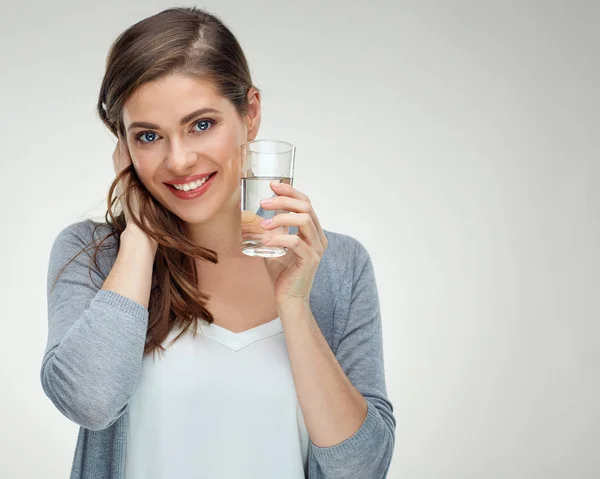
[41,6,395,479]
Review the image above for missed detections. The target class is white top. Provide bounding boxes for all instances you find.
[125,317,309,479]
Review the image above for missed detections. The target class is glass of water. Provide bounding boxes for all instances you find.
[241,140,296,258]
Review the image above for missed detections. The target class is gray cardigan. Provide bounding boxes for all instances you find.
[41,220,396,478]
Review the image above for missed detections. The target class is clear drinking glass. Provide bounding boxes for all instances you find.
[241,140,296,258]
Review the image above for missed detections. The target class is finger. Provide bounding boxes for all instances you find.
[241,210,263,225]
[114,137,133,178]
[262,234,319,265]
[260,195,309,214]
[261,213,322,253]
[269,183,326,235]
[115,132,123,155]
[113,137,124,168]
[260,192,328,249]
[120,135,132,163]
[270,181,310,202]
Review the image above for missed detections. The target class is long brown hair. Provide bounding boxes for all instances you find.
[50,7,259,356]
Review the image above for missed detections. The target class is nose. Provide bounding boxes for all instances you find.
[165,138,198,173]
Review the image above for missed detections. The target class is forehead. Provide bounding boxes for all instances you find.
[123,74,229,125]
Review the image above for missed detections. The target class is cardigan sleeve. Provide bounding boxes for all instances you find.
[40,221,149,431]
[309,238,396,478]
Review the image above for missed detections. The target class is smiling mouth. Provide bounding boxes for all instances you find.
[166,172,217,191]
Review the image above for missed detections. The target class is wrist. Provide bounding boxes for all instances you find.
[123,225,158,252]
[277,295,310,313]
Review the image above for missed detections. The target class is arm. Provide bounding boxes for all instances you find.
[40,222,156,430]
[279,239,396,478]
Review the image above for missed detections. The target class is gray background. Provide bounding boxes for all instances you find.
[0,0,598,478]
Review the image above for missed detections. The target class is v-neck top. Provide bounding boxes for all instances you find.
[42,219,396,479]
[124,317,310,479]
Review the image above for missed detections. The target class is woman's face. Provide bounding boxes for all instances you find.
[121,73,260,225]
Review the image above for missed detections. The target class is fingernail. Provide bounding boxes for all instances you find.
[261,219,272,228]
[260,198,272,205]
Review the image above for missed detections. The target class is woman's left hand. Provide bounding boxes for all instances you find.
[258,181,328,304]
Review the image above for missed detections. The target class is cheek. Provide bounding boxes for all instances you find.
[224,147,243,181]
[131,159,151,180]
[130,158,159,193]
[130,146,160,174]
[130,149,149,173]
[212,130,243,171]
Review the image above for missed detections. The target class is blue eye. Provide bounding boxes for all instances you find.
[193,119,214,132]
[134,119,216,144]
[137,132,157,143]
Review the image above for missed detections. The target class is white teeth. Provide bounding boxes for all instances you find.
[172,175,210,191]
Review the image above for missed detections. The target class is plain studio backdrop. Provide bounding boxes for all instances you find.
[0,0,598,478]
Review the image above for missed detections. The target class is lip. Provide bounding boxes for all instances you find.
[164,172,216,186]
[166,172,216,200]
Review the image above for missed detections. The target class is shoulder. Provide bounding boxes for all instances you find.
[48,219,118,278]
[52,218,115,247]
[311,230,376,349]
[321,229,373,281]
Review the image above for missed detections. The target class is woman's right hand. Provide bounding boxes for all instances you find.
[112,132,141,227]
[112,133,158,254]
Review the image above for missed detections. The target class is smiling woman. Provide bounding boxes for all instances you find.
[53,9,265,358]
[41,6,395,479]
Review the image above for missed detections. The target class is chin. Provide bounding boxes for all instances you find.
[175,209,218,226]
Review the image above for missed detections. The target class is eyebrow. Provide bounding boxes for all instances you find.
[127,108,222,131]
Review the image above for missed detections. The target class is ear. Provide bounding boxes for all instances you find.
[244,87,261,141]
